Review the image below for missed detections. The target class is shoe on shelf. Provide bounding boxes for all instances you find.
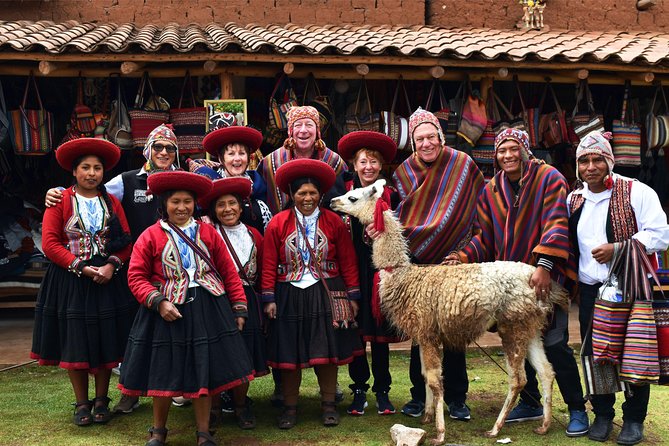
[400,399,424,418]
[617,420,644,446]
[346,390,368,416]
[171,396,191,407]
[448,402,471,421]
[588,416,613,442]
[565,409,589,437]
[335,383,344,404]
[375,392,396,415]
[505,400,543,423]
[112,394,140,414]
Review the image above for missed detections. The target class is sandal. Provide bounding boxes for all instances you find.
[196,430,217,446]
[93,396,112,424]
[277,405,297,430]
[321,401,340,427]
[145,426,168,446]
[235,404,256,430]
[72,400,93,426]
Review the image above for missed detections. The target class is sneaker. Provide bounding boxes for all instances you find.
[112,394,140,414]
[375,392,396,415]
[220,391,234,413]
[111,365,121,376]
[346,390,368,416]
[448,402,471,421]
[335,383,344,404]
[566,410,589,437]
[400,399,425,418]
[171,396,191,407]
[505,401,543,423]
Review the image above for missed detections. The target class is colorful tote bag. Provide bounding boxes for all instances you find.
[302,73,334,137]
[107,75,133,150]
[129,72,170,149]
[169,71,206,154]
[61,77,98,144]
[381,77,411,152]
[653,300,669,384]
[620,300,660,384]
[9,72,54,155]
[612,81,642,167]
[268,74,298,130]
[646,83,669,152]
[344,78,381,134]
[539,81,570,149]
[570,79,604,142]
[457,79,487,147]
[425,79,462,147]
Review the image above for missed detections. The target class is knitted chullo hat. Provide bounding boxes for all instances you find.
[408,107,445,151]
[143,123,179,170]
[575,131,615,181]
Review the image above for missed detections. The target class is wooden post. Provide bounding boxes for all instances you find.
[203,60,217,73]
[355,64,369,76]
[283,62,294,75]
[479,76,493,101]
[220,73,234,99]
[38,61,62,76]
[121,61,144,75]
[429,65,445,79]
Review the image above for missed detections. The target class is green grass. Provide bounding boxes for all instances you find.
[1,350,668,445]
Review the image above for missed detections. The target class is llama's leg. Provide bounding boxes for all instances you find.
[526,334,555,435]
[485,326,529,438]
[419,342,445,445]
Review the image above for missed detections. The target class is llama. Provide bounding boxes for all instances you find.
[330,179,569,444]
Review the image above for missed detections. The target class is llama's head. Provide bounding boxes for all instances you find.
[330,179,385,225]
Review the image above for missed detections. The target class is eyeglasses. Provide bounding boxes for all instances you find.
[152,144,177,154]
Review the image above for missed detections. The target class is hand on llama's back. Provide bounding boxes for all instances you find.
[330,179,385,224]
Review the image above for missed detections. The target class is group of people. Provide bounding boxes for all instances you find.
[29,101,669,446]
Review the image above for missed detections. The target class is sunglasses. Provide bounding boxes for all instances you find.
[152,144,177,154]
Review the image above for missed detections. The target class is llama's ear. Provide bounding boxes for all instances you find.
[371,179,385,198]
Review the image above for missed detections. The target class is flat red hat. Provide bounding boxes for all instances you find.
[202,126,263,157]
[337,131,397,163]
[199,177,252,209]
[147,171,213,198]
[56,138,121,171]
[275,159,336,195]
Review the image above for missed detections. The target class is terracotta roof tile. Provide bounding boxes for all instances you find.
[0,20,668,68]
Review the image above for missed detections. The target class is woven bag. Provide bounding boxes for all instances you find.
[169,71,206,154]
[129,72,169,149]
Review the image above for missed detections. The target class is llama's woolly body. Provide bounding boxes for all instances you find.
[331,179,567,444]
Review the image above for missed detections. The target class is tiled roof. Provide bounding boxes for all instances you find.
[1,21,669,67]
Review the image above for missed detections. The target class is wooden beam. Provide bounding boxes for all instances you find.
[220,72,234,99]
[38,60,63,75]
[429,65,445,79]
[121,61,144,75]
[355,64,369,76]
[283,62,294,75]
[203,60,217,73]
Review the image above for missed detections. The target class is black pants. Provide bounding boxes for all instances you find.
[348,341,391,393]
[408,344,468,405]
[578,282,650,423]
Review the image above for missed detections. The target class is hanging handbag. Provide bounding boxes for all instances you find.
[471,88,500,168]
[425,79,452,143]
[344,78,381,134]
[294,212,357,330]
[93,78,111,140]
[106,75,133,150]
[302,73,333,136]
[268,74,298,131]
[570,79,604,141]
[9,72,54,155]
[381,77,412,151]
[613,81,642,166]
[129,72,170,149]
[619,299,660,384]
[539,80,570,149]
[169,71,206,154]
[0,80,10,148]
[653,299,669,384]
[646,82,669,151]
[61,77,98,144]
[457,78,487,147]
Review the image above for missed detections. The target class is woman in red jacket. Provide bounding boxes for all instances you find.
[118,171,254,446]
[31,138,135,427]
[199,176,267,429]
[262,159,363,429]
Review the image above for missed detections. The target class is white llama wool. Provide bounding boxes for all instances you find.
[331,180,569,444]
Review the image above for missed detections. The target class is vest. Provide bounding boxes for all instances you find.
[121,169,159,241]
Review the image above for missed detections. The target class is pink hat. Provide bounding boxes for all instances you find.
[408,107,445,151]
[575,131,615,180]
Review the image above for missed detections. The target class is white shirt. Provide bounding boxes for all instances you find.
[162,218,199,288]
[75,193,104,255]
[568,174,669,285]
[218,222,253,271]
[291,208,320,289]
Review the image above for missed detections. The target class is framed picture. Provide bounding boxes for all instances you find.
[204,99,248,132]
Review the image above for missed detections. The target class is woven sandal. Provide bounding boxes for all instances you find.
[235,404,256,430]
[92,396,112,424]
[277,405,297,430]
[321,401,340,427]
[196,430,217,446]
[145,426,168,446]
[72,400,93,427]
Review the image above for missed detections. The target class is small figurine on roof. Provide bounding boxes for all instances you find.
[519,0,546,30]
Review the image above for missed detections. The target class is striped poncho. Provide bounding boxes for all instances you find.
[459,160,577,285]
[393,147,484,264]
[257,146,347,214]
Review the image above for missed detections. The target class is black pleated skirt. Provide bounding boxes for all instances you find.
[118,287,254,398]
[266,277,364,370]
[30,262,136,372]
[241,285,269,377]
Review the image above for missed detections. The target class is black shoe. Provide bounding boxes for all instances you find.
[617,420,644,445]
[375,391,396,415]
[588,416,613,442]
[448,402,471,421]
[346,390,367,416]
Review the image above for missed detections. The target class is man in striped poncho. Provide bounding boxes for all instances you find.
[445,128,588,437]
[393,108,484,422]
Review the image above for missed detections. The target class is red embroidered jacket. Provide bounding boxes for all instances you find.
[41,186,131,274]
[261,208,360,303]
[128,220,247,314]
